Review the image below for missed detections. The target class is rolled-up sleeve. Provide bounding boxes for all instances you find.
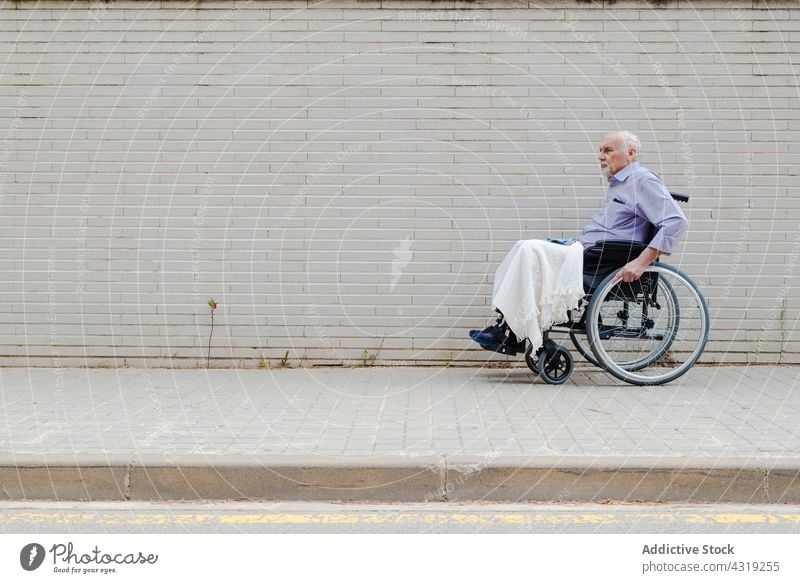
[634,178,688,255]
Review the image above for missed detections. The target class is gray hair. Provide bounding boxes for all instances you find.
[617,130,641,156]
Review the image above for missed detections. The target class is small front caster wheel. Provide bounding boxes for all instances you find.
[538,345,574,385]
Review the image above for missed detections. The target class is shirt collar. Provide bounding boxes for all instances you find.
[609,160,639,185]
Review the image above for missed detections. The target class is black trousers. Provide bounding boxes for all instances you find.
[582,244,643,292]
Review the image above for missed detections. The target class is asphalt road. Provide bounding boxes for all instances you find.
[3,502,800,534]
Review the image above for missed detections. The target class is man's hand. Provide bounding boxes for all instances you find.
[610,258,648,285]
[610,247,662,285]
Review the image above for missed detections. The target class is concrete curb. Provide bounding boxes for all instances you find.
[2,455,799,503]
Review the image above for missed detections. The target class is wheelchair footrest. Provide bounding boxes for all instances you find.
[497,337,525,356]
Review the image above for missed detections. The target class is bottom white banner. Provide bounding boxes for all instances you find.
[1,534,797,582]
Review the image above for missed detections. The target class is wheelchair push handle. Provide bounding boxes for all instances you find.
[669,191,689,203]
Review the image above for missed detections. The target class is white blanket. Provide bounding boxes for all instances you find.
[491,240,585,351]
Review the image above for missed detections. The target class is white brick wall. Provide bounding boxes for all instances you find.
[1,0,798,367]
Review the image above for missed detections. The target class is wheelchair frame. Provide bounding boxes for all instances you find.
[506,192,710,386]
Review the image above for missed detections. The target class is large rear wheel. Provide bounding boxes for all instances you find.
[585,264,708,385]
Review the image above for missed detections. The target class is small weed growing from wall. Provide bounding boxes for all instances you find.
[207,298,217,367]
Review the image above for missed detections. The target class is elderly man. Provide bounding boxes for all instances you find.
[471,130,689,353]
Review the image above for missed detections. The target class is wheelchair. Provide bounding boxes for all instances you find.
[499,192,710,386]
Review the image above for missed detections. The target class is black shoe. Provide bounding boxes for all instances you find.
[471,325,526,356]
[469,323,502,340]
[469,310,506,339]
[471,326,506,349]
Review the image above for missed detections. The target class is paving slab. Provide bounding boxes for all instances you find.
[0,365,798,502]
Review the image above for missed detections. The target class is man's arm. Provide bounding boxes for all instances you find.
[611,177,687,284]
[611,246,661,284]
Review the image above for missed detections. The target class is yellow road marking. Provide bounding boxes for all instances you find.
[3,512,800,526]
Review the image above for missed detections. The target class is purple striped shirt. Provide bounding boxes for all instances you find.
[579,161,688,255]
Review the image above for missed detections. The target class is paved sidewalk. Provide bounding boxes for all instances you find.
[1,365,799,503]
